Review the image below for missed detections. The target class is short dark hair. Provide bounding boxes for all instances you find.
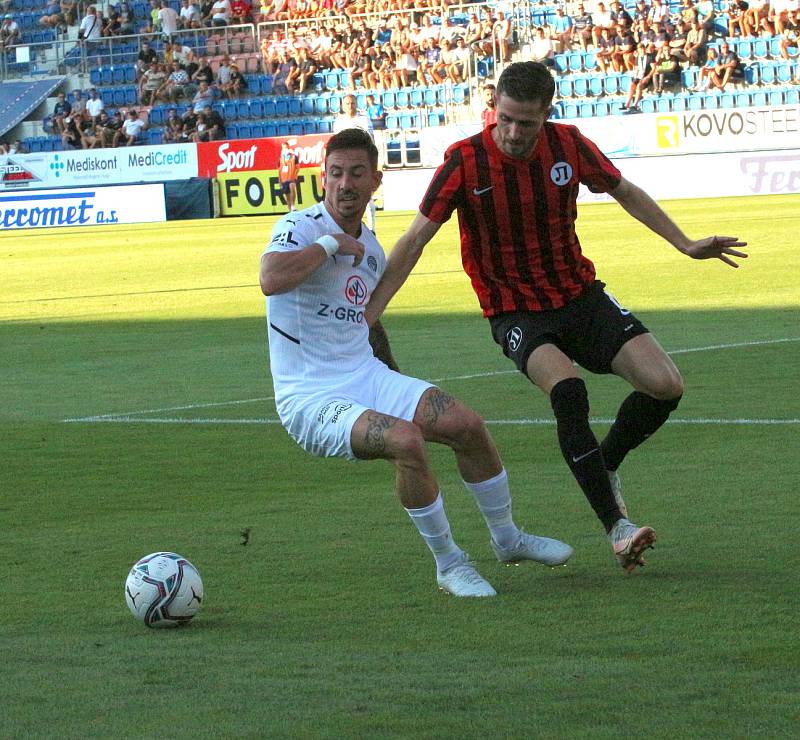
[496,61,555,107]
[325,127,378,170]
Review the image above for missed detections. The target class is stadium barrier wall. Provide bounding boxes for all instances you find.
[164,178,215,220]
[0,145,197,192]
[382,147,800,211]
[0,183,166,230]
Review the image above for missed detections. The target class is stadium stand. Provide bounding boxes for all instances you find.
[0,0,798,151]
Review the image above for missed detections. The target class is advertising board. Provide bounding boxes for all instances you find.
[0,183,167,230]
[197,134,331,215]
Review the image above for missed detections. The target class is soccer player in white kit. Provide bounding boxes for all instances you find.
[260,128,573,597]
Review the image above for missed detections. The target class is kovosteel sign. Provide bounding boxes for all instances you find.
[197,134,331,216]
[0,145,198,191]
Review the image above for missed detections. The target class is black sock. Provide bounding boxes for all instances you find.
[601,392,682,472]
[550,378,622,532]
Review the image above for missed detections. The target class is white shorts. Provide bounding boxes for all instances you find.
[278,357,433,461]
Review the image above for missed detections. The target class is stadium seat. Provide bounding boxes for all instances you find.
[260,75,273,95]
[249,99,264,118]
[735,91,750,107]
[149,107,165,125]
[563,102,579,118]
[588,75,604,97]
[602,75,620,95]
[386,113,400,129]
[289,121,304,135]
[355,93,367,111]
[274,98,289,117]
[264,123,278,137]
[777,64,793,84]
[687,94,703,110]
[410,89,424,107]
[427,112,441,126]
[751,90,767,105]
[424,87,437,106]
[382,90,396,109]
[329,95,341,114]
[752,39,769,59]
[90,69,102,86]
[324,71,339,91]
[573,77,589,97]
[288,96,302,116]
[578,101,593,117]
[656,96,671,113]
[760,64,776,85]
[553,54,569,74]
[593,100,610,116]
[719,92,734,108]
[769,36,782,58]
[583,52,597,71]
[769,90,784,105]
[302,120,318,134]
[313,97,328,116]
[113,67,126,84]
[703,93,719,109]
[785,88,800,104]
[641,98,656,113]
[318,119,333,133]
[396,89,409,108]
[261,98,276,117]
[568,53,583,73]
[238,123,252,139]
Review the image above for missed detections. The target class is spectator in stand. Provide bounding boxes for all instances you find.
[70,89,87,121]
[570,4,594,50]
[166,40,194,67]
[652,42,680,92]
[632,0,651,25]
[278,140,299,212]
[210,0,231,27]
[668,19,689,62]
[139,60,167,105]
[102,10,122,36]
[272,49,297,94]
[693,44,719,89]
[179,0,201,28]
[39,1,68,31]
[373,48,396,89]
[610,0,634,28]
[591,2,615,46]
[779,10,799,59]
[101,110,123,147]
[464,12,482,49]
[481,82,497,128]
[726,0,749,37]
[294,46,317,92]
[165,60,193,101]
[695,0,717,32]
[115,109,147,146]
[190,80,214,113]
[61,114,83,149]
[742,0,769,36]
[215,53,233,88]
[137,41,158,78]
[709,40,745,90]
[365,93,386,130]
[9,140,27,154]
[230,0,251,23]
[49,91,71,134]
[529,25,555,66]
[449,36,471,82]
[622,42,657,111]
[158,0,179,40]
[766,0,793,35]
[549,7,573,52]
[195,104,225,141]
[163,108,183,143]
[0,14,20,49]
[191,56,214,86]
[595,26,619,72]
[85,88,104,125]
[77,5,101,42]
[492,10,512,61]
[349,46,372,89]
[615,18,638,71]
[684,18,708,66]
[222,62,247,97]
[80,113,106,148]
[648,0,670,24]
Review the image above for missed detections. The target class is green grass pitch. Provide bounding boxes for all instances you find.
[1,194,798,737]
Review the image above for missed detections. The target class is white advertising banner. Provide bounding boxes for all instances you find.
[0,183,166,230]
[0,145,197,191]
[382,148,800,211]
[419,104,800,164]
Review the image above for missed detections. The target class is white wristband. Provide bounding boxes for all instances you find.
[316,235,339,257]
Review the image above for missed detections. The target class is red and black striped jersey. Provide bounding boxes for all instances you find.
[419,122,622,316]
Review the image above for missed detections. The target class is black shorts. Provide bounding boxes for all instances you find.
[280,180,296,194]
[488,281,649,375]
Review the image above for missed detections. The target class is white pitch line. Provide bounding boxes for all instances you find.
[61,416,800,426]
[65,335,800,423]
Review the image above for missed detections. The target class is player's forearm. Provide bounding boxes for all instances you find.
[612,178,692,254]
[259,246,328,295]
[365,233,423,325]
[368,320,400,371]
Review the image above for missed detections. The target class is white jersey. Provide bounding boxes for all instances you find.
[264,202,384,410]
[332,114,374,135]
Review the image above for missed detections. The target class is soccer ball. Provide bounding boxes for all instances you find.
[124,552,203,628]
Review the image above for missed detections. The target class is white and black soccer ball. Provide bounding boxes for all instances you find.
[124,552,203,628]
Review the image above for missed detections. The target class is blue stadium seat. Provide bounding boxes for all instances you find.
[641,98,656,113]
[410,88,424,107]
[249,99,264,118]
[310,73,325,93]
[302,97,315,115]
[113,89,126,107]
[751,90,767,106]
[314,97,328,115]
[90,69,102,86]
[424,87,437,106]
[703,93,719,109]
[264,122,278,137]
[671,93,688,111]
[602,75,619,95]
[149,107,165,125]
[237,123,252,139]
[329,95,341,114]
[386,113,400,129]
[573,77,589,97]
[656,96,671,113]
[236,101,250,119]
[752,39,769,59]
[568,53,583,73]
[112,67,126,84]
[735,91,750,107]
[744,63,759,85]
[261,98,276,117]
[101,68,113,85]
[427,112,441,126]
[553,54,568,74]
[289,121,304,135]
[719,92,734,108]
[260,75,273,94]
[594,100,610,116]
[588,75,604,97]
[769,36,783,58]
[452,84,468,105]
[382,90,396,109]
[769,90,784,105]
[147,129,163,145]
[396,89,409,108]
[735,39,752,60]
[302,120,318,134]
[324,71,339,91]
[288,96,302,116]
[583,51,597,71]
[760,64,776,85]
[318,119,333,133]
[687,94,703,110]
[777,64,793,84]
[563,102,578,118]
[578,101,593,117]
[274,98,289,117]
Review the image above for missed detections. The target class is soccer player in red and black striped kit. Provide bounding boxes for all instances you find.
[366,61,747,574]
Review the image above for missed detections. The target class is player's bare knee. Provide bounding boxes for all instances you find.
[650,369,684,401]
[390,422,429,467]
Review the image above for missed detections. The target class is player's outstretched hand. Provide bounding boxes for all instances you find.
[332,233,365,266]
[685,236,748,268]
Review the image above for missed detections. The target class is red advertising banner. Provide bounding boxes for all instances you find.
[197,133,331,215]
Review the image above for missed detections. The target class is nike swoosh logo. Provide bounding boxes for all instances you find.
[624,323,634,331]
[572,448,598,463]
[473,186,493,196]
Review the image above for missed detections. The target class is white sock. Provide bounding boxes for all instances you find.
[405,493,463,573]
[463,468,519,549]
